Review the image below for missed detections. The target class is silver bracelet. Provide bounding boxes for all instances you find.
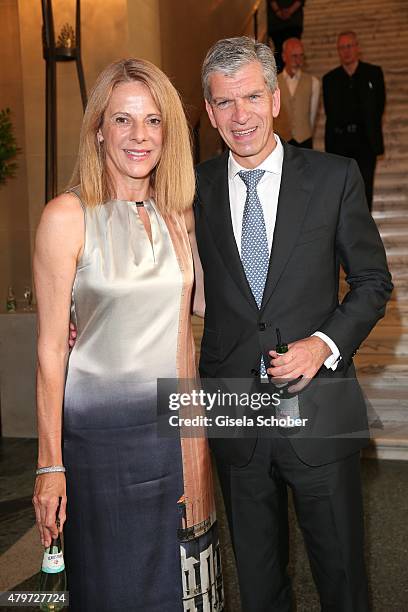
[36,465,66,475]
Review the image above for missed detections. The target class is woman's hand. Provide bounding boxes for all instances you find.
[33,473,67,548]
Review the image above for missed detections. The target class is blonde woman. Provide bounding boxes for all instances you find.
[33,59,221,611]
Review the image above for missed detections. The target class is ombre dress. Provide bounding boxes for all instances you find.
[63,195,223,611]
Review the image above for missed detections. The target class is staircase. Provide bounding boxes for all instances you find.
[303,0,408,459]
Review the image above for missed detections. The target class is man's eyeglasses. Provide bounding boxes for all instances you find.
[338,43,357,51]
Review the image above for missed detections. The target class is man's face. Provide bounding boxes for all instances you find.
[205,61,280,169]
[282,40,305,76]
[337,34,359,67]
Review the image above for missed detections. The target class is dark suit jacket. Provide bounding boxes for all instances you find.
[323,61,386,155]
[267,0,306,32]
[194,142,393,467]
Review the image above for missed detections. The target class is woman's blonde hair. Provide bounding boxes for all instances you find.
[69,58,195,214]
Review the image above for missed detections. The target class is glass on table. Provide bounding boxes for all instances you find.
[23,286,33,311]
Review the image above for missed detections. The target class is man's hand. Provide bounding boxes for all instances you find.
[287,0,302,16]
[69,322,77,349]
[267,336,332,392]
[279,8,291,19]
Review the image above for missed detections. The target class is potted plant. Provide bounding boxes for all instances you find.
[0,108,19,185]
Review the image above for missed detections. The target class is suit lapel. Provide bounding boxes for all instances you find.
[200,154,258,310]
[261,143,314,311]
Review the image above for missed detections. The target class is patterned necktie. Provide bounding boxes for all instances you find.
[239,169,269,307]
[239,169,269,375]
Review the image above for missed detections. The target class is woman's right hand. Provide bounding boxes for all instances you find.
[33,473,67,548]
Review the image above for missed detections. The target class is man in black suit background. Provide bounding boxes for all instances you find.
[194,36,392,611]
[267,1,306,72]
[323,31,386,210]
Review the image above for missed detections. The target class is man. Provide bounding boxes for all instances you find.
[274,37,320,148]
[323,31,386,209]
[195,37,392,611]
[267,0,306,72]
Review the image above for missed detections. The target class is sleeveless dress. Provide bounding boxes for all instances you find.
[63,196,224,611]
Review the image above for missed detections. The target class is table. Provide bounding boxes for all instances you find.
[0,311,37,437]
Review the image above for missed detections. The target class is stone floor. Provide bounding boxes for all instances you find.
[219,457,408,611]
[1,438,407,611]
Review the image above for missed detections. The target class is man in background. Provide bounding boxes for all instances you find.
[274,37,320,148]
[323,31,386,209]
[267,0,306,72]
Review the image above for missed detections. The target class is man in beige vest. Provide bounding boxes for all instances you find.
[275,37,320,148]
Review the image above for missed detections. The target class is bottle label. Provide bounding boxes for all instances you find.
[42,548,65,574]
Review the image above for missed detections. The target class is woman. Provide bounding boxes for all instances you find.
[33,58,222,611]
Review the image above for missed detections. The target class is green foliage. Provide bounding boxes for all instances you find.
[0,108,20,185]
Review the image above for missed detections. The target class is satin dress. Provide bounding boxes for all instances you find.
[63,195,223,611]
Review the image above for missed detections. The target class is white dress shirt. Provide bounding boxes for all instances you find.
[282,69,321,130]
[228,134,340,370]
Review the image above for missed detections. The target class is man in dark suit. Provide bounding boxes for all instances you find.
[267,1,306,72]
[323,31,386,210]
[195,36,392,611]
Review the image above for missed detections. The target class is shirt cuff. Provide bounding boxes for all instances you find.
[312,331,341,370]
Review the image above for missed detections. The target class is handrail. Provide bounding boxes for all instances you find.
[240,0,265,42]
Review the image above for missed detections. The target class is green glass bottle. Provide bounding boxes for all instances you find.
[274,328,289,392]
[6,286,16,312]
[38,529,67,611]
[275,328,288,356]
[274,328,300,426]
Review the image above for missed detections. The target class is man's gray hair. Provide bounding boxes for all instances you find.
[202,36,277,102]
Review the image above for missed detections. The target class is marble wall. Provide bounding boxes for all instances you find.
[127,0,162,67]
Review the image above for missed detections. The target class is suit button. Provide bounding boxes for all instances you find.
[251,369,260,376]
[258,322,267,331]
